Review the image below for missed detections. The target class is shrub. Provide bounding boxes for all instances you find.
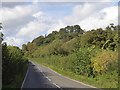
[72,48,93,76]
[2,46,28,88]
[92,50,118,74]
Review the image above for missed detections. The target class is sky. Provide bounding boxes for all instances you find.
[0,0,119,48]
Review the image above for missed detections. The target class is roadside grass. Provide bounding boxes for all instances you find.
[30,58,118,89]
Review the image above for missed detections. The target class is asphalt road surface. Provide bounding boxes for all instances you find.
[21,61,99,90]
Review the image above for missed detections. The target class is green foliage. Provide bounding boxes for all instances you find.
[23,24,119,55]
[43,31,57,44]
[32,39,63,57]
[23,24,118,88]
[32,36,45,46]
[31,57,118,88]
[22,44,28,52]
[8,46,23,60]
[80,28,107,48]
[27,42,36,52]
[24,42,37,57]
[91,50,118,74]
[74,25,84,34]
[73,48,93,76]
[61,38,79,53]
[2,45,28,88]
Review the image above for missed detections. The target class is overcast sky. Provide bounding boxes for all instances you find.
[0,0,119,48]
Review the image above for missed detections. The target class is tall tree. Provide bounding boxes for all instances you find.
[65,26,74,33]
[74,25,84,34]
[22,44,28,51]
[32,36,45,46]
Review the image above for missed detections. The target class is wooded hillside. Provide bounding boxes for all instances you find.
[22,24,119,88]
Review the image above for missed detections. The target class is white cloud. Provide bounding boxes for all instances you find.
[2,0,30,2]
[16,11,59,40]
[0,3,39,38]
[3,0,116,2]
[16,11,65,43]
[1,5,36,23]
[1,2,118,48]
[4,37,25,48]
[63,2,113,24]
[33,11,44,18]
[32,12,66,34]
[78,6,118,30]
[47,20,66,34]
[1,3,40,46]
[32,11,56,24]
[64,3,95,24]
[16,20,46,40]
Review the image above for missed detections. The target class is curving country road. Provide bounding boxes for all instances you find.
[21,61,99,90]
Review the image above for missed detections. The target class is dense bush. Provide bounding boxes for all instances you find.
[19,24,119,88]
[91,50,118,74]
[61,38,80,53]
[23,24,118,87]
[2,45,28,88]
[72,48,94,77]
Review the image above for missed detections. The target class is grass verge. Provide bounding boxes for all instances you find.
[30,58,118,89]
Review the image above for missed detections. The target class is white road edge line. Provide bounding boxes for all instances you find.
[37,66,42,72]
[53,83,61,88]
[36,64,52,82]
[21,63,29,89]
[36,65,45,77]
[47,78,51,81]
[48,66,102,90]
[43,73,45,76]
[45,75,51,81]
[31,61,101,90]
[37,63,98,89]
[33,62,62,89]
[47,66,97,88]
[46,77,48,79]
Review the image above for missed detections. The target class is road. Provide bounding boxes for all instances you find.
[21,61,99,90]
